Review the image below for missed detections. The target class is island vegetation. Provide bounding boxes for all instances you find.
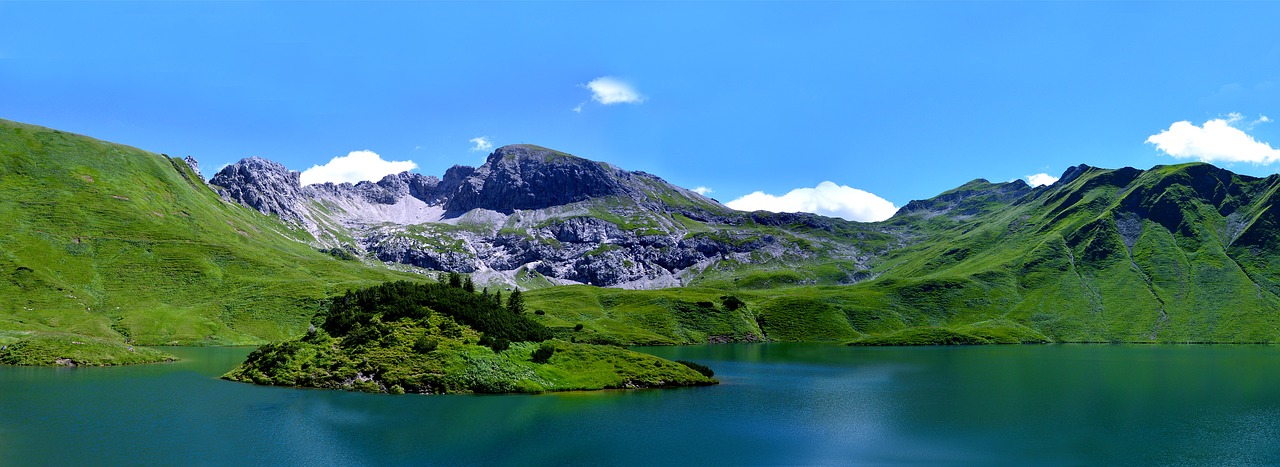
[222,277,718,394]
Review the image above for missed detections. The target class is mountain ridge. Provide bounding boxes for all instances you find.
[209,142,881,289]
[11,116,1280,355]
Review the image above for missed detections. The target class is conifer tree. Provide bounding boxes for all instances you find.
[506,289,524,315]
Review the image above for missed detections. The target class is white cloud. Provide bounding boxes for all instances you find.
[692,186,714,195]
[469,137,493,152]
[725,181,898,222]
[584,76,645,105]
[1220,112,1271,129]
[1025,173,1059,187]
[572,103,585,113]
[299,150,417,186]
[1146,115,1280,164]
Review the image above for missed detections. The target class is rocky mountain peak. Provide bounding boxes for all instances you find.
[210,157,309,224]
[442,145,627,215]
[182,156,202,179]
[205,143,769,288]
[306,171,442,206]
[895,178,1033,219]
[1058,164,1093,186]
[488,144,585,165]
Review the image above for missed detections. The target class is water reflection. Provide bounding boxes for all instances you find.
[4,344,1280,464]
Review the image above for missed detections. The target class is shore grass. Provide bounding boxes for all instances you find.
[0,333,176,366]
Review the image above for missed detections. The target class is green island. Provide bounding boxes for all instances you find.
[222,279,717,394]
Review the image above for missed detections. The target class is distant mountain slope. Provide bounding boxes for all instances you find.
[518,162,1280,345]
[211,144,893,289]
[0,119,418,346]
[796,162,1280,343]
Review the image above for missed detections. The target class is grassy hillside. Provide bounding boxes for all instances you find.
[0,333,176,365]
[528,163,1280,345]
[0,119,418,348]
[524,283,1045,345]
[868,163,1280,343]
[224,281,716,393]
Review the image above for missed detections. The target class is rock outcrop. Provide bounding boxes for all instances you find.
[442,145,629,215]
[210,157,310,225]
[210,144,881,288]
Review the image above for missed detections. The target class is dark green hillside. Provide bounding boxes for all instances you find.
[224,281,716,393]
[866,162,1280,343]
[0,119,417,350]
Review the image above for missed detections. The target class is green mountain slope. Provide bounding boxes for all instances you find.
[525,163,1280,344]
[0,119,418,347]
[868,162,1280,342]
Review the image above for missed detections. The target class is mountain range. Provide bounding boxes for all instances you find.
[5,117,1280,349]
[207,143,884,289]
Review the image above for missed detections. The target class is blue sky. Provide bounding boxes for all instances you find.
[5,2,1280,221]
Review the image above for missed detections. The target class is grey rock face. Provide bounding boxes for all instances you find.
[210,157,310,224]
[307,172,441,206]
[183,156,202,180]
[208,144,875,289]
[442,145,627,215]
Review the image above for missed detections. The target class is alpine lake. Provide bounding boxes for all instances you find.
[3,343,1279,465]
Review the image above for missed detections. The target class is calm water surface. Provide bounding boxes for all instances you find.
[3,344,1280,465]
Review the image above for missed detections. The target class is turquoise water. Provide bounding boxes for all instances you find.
[3,344,1280,465]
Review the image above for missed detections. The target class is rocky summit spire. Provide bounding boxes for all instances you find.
[209,157,309,225]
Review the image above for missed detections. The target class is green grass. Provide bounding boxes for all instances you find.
[848,327,990,346]
[0,118,421,350]
[525,285,764,345]
[0,333,175,365]
[754,296,860,342]
[514,266,556,289]
[956,319,1051,344]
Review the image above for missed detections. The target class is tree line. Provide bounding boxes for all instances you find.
[320,277,550,344]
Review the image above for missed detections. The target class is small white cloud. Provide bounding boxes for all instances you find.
[1025,173,1059,187]
[1260,115,1272,124]
[469,137,494,152]
[584,76,645,105]
[725,181,898,222]
[299,150,417,186]
[1146,115,1280,164]
[692,186,714,195]
[572,103,585,113]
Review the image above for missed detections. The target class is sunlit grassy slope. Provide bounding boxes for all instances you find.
[529,163,1280,344]
[0,119,418,347]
